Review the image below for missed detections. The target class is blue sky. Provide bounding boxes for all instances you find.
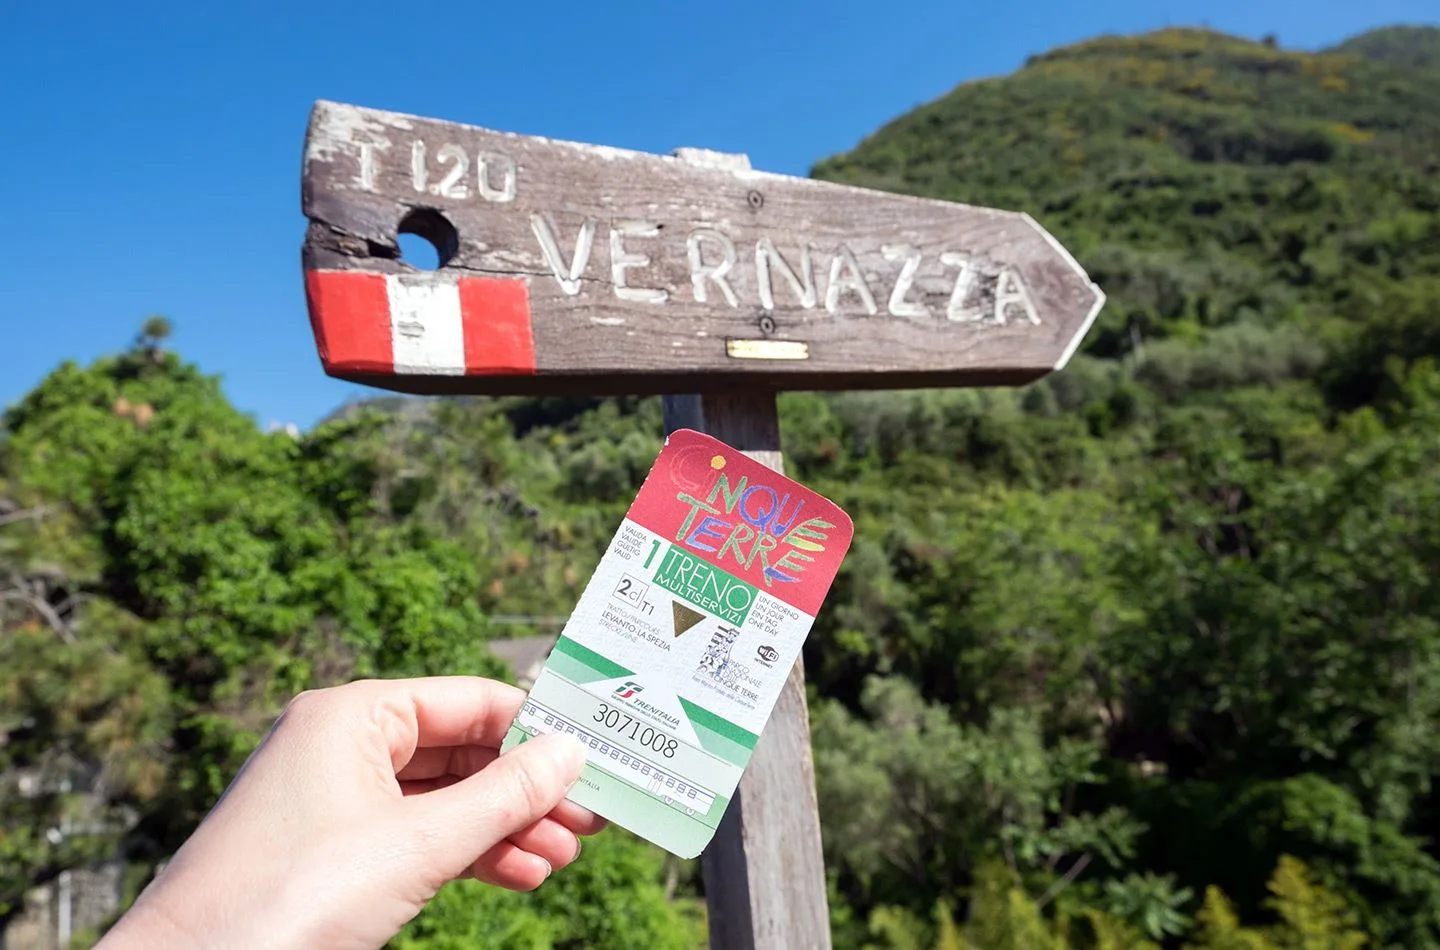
[2,0,1435,431]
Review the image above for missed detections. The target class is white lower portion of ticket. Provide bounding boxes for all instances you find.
[513,695,720,816]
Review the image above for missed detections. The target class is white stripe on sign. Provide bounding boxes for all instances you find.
[386,274,467,375]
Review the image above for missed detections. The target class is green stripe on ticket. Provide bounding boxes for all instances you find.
[547,635,758,759]
[550,635,632,679]
[679,697,758,750]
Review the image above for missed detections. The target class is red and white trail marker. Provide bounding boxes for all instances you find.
[305,270,535,377]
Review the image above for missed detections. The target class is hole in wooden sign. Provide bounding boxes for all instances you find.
[397,208,459,270]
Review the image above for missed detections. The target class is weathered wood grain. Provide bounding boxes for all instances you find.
[662,391,832,950]
[301,100,1105,395]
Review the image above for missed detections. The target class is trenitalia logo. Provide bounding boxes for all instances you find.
[611,681,681,728]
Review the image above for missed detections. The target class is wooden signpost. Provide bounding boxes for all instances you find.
[299,99,1104,949]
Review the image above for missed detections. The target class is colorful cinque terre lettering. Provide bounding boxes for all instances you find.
[671,455,835,586]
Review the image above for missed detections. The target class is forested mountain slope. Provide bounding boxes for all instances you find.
[812,26,1440,389]
[1333,23,1440,72]
[3,24,1439,950]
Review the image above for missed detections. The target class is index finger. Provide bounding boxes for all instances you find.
[328,676,528,771]
[403,676,528,748]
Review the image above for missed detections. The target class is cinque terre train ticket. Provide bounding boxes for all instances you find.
[499,428,854,858]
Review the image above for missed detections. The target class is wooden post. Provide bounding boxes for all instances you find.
[297,99,1105,949]
[662,392,831,950]
[661,142,831,948]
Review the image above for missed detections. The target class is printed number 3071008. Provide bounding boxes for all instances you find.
[592,703,678,758]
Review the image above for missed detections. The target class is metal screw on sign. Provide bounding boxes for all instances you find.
[298,99,1105,950]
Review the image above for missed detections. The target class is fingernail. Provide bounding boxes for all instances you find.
[572,837,583,862]
[542,859,553,880]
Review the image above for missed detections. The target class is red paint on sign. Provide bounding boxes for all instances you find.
[458,277,537,375]
[305,270,394,376]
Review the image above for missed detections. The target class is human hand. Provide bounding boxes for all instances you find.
[97,676,599,950]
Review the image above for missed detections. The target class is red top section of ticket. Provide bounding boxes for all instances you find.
[624,429,854,617]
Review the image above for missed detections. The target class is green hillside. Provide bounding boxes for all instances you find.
[1332,24,1440,71]
[5,24,1440,950]
[814,26,1440,400]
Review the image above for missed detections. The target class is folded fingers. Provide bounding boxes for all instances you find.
[462,816,586,891]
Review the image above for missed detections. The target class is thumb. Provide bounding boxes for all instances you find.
[402,732,588,879]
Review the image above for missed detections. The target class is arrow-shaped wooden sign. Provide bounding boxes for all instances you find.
[301,100,1104,396]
